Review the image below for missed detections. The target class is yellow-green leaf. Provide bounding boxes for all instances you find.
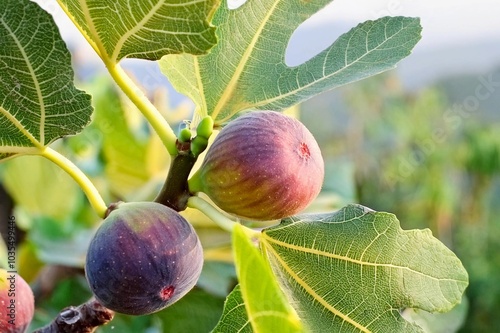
[57,0,220,63]
[261,204,469,332]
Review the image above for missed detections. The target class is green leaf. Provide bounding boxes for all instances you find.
[261,204,469,333]
[0,0,93,161]
[212,285,252,333]
[160,1,421,124]
[213,224,303,333]
[58,0,220,63]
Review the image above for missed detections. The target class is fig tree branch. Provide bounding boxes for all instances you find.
[154,140,197,211]
[33,298,114,333]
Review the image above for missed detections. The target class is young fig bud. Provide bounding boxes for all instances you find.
[190,136,209,158]
[196,116,214,140]
[189,111,324,221]
[178,127,192,143]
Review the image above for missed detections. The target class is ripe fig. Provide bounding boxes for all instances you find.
[85,202,203,315]
[189,111,324,220]
[0,269,35,333]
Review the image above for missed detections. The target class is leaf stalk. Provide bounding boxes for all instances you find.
[40,147,107,218]
[106,63,178,156]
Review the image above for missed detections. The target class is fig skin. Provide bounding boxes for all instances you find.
[189,111,324,220]
[0,269,35,333]
[85,202,203,315]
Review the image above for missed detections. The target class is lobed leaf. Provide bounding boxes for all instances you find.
[261,204,469,333]
[160,1,422,124]
[57,0,220,63]
[0,0,92,161]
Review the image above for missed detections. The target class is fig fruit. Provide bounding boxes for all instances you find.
[85,202,203,315]
[0,269,35,333]
[189,111,324,220]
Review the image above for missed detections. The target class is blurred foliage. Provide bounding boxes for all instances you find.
[1,66,499,331]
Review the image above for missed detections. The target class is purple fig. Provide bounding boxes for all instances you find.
[189,111,324,220]
[0,269,34,333]
[85,202,203,315]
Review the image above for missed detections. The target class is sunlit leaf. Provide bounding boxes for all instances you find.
[57,0,220,63]
[261,204,469,332]
[0,0,92,160]
[160,1,421,124]
[213,224,303,333]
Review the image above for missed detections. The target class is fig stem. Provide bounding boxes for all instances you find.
[40,147,107,218]
[187,196,260,238]
[154,148,197,211]
[106,63,178,156]
[187,196,235,232]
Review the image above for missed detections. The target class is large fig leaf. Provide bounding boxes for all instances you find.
[261,204,468,332]
[0,0,92,161]
[159,1,421,124]
[57,0,220,63]
[212,224,303,333]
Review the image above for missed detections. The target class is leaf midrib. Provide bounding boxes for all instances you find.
[111,0,165,62]
[211,0,280,120]
[78,0,110,62]
[261,233,463,283]
[0,17,45,147]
